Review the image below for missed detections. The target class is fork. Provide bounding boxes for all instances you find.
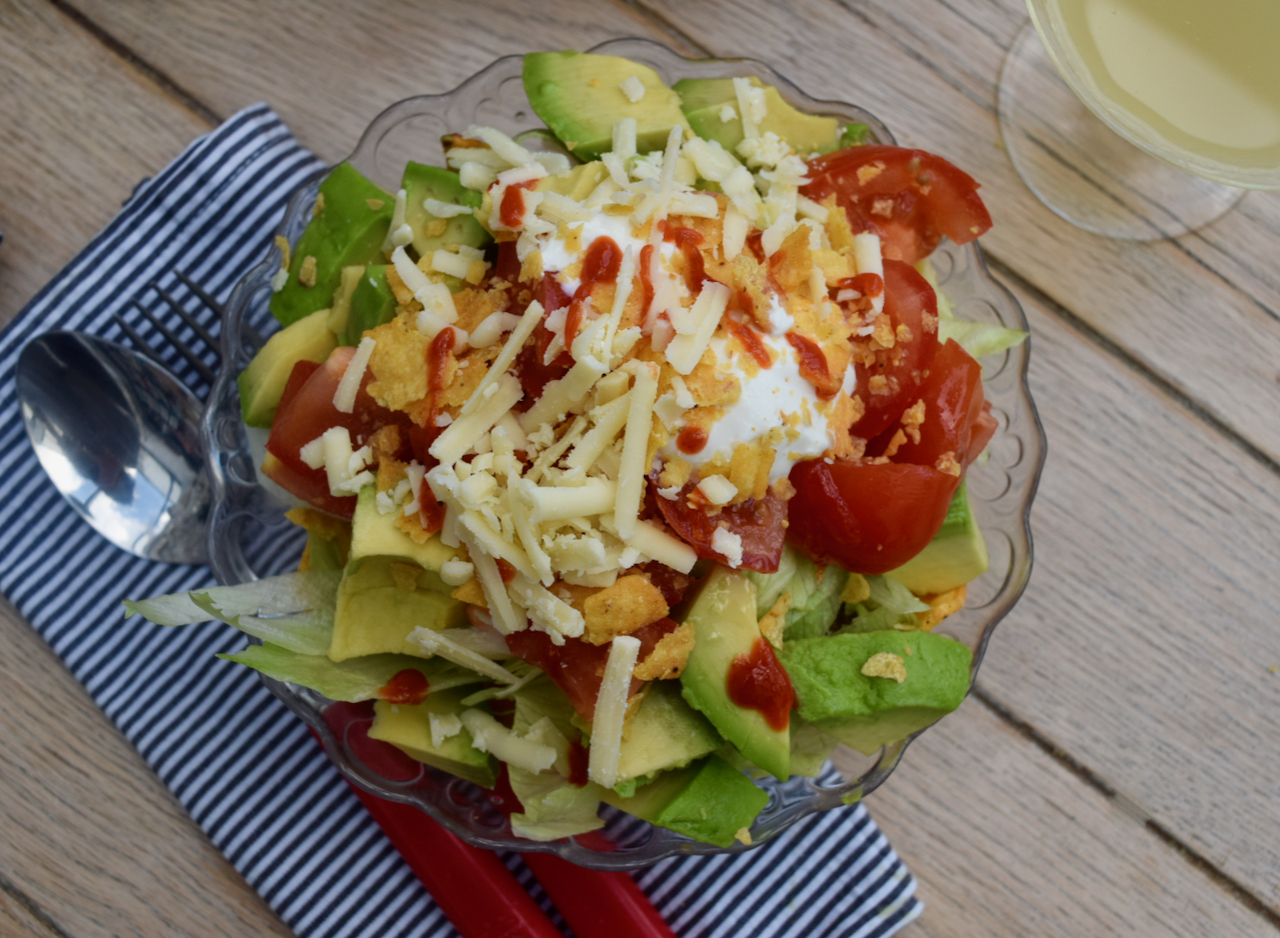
[109,270,676,938]
[114,270,224,390]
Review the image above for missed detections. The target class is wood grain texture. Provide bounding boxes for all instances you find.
[0,595,292,938]
[69,0,694,165]
[847,698,1272,938]
[0,0,211,323]
[0,0,1277,935]
[0,880,60,938]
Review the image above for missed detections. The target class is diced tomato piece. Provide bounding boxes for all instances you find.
[787,459,960,574]
[802,144,992,264]
[263,347,414,515]
[851,259,941,442]
[888,338,988,469]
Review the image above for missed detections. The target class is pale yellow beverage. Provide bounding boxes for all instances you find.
[1030,0,1280,188]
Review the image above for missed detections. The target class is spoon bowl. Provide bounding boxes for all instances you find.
[16,331,209,564]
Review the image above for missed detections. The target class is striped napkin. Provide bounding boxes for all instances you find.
[0,104,922,938]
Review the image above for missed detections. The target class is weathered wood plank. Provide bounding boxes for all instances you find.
[0,0,211,324]
[0,597,291,937]
[70,0,695,166]
[0,881,59,938]
[856,697,1272,937]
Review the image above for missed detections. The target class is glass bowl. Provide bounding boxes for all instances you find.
[203,37,1046,870]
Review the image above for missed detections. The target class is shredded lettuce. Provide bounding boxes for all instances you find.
[123,570,340,656]
[744,546,798,618]
[506,677,605,841]
[916,258,1027,360]
[218,644,480,701]
[744,545,849,641]
[939,318,1028,361]
[841,574,932,633]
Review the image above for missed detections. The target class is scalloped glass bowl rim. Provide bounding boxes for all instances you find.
[204,37,1046,869]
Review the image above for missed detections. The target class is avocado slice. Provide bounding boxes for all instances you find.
[678,566,790,781]
[369,688,496,787]
[325,264,366,343]
[348,485,455,584]
[342,266,397,345]
[886,480,989,595]
[330,557,468,661]
[535,160,610,201]
[673,77,841,156]
[271,162,394,326]
[329,486,467,661]
[237,307,339,427]
[523,51,691,161]
[401,161,489,283]
[615,680,722,788]
[780,630,972,756]
[602,754,769,847]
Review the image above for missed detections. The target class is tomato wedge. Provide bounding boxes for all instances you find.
[852,259,941,441]
[263,346,414,516]
[802,145,992,264]
[787,460,960,574]
[889,338,988,469]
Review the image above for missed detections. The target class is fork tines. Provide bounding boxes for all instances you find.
[115,272,224,387]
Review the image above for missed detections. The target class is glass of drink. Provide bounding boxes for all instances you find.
[998,0,1280,240]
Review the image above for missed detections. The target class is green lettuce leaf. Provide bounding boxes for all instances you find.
[916,258,1027,360]
[123,570,340,656]
[841,574,932,633]
[217,644,482,701]
[938,318,1028,361]
[745,545,849,641]
[506,683,605,841]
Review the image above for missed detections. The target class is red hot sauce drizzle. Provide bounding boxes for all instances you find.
[499,179,538,229]
[660,222,709,294]
[676,425,708,455]
[575,236,622,303]
[726,638,795,732]
[785,330,843,399]
[724,318,773,370]
[638,243,657,316]
[378,669,430,706]
[838,272,885,300]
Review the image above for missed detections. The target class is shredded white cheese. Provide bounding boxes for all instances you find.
[332,337,375,414]
[587,635,642,788]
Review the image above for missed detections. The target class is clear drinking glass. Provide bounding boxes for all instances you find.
[998,0,1280,239]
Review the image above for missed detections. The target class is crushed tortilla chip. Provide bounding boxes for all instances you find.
[634,623,695,680]
[758,592,791,649]
[298,254,318,289]
[861,651,908,683]
[452,578,487,607]
[583,575,670,645]
[389,562,422,592]
[840,573,871,605]
[916,585,967,631]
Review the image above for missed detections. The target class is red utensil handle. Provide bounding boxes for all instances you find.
[351,785,563,938]
[521,852,677,938]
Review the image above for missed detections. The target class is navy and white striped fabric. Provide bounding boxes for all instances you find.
[0,104,922,938]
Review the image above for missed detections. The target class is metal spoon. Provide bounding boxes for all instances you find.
[16,331,209,564]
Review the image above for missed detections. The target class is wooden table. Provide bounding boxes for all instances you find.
[2,1,1277,935]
